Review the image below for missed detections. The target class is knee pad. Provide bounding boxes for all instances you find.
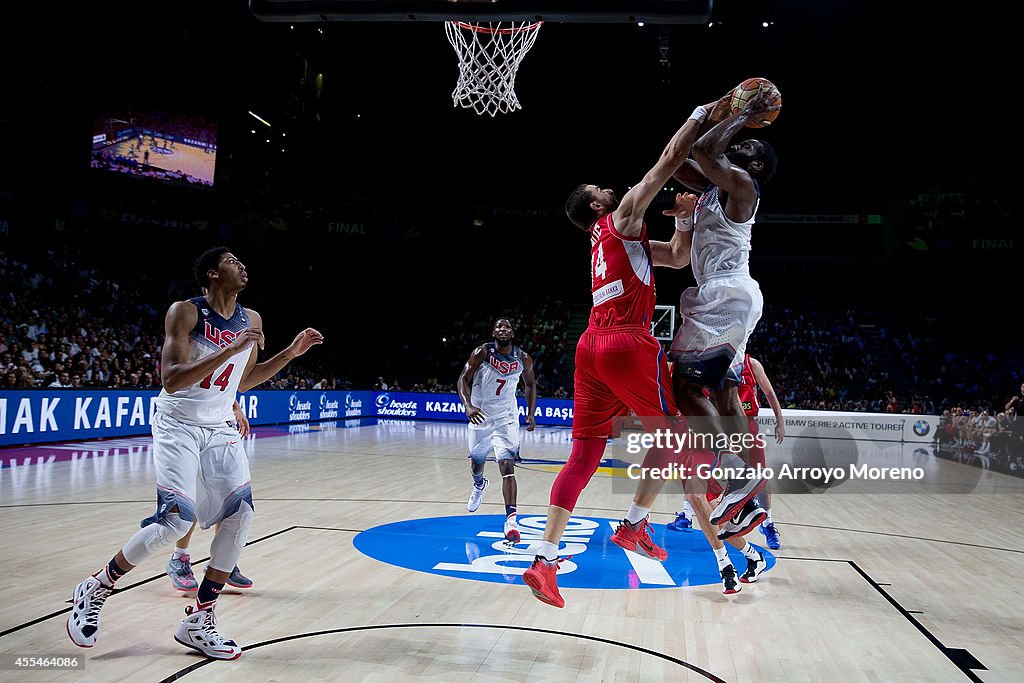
[469,451,489,465]
[209,501,254,573]
[122,512,193,566]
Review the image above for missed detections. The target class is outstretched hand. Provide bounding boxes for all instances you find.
[662,192,699,218]
[737,84,781,124]
[707,91,733,124]
[286,328,325,358]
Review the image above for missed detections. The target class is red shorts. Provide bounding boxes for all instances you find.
[747,416,765,468]
[572,325,679,439]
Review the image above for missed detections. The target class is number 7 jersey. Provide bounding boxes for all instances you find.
[470,342,525,427]
[588,214,656,329]
[153,296,256,427]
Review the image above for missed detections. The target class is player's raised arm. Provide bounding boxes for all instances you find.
[237,310,323,392]
[691,84,780,222]
[611,117,701,238]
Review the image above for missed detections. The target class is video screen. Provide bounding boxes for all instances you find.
[90,110,217,187]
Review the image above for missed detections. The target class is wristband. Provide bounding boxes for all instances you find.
[688,105,709,123]
[675,216,693,232]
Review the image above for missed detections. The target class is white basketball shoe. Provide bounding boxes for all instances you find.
[174,604,243,660]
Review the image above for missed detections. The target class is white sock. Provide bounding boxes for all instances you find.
[173,547,189,559]
[625,503,650,525]
[741,542,761,560]
[96,568,115,588]
[682,501,694,517]
[538,541,559,561]
[713,545,730,570]
[763,509,773,524]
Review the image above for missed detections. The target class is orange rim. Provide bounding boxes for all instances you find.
[451,21,542,34]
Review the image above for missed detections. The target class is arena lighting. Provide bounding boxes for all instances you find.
[248,110,272,127]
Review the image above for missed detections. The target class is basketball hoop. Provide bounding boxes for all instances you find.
[444,20,542,116]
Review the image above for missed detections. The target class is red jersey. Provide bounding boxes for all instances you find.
[587,214,655,329]
[737,354,760,417]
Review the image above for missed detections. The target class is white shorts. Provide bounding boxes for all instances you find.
[468,418,521,462]
[668,274,763,388]
[147,411,252,530]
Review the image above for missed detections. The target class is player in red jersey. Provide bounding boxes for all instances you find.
[522,90,767,609]
[742,355,785,548]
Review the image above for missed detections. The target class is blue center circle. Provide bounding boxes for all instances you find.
[353,514,776,589]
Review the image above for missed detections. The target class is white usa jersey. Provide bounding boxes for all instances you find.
[691,185,760,285]
[153,297,255,427]
[470,343,524,427]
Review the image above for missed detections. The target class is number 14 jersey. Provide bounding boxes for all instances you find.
[153,296,255,427]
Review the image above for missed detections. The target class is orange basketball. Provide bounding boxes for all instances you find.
[730,77,781,128]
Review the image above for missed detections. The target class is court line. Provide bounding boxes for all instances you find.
[774,555,986,681]
[5,496,1023,558]
[6,524,719,682]
[782,521,1024,555]
[0,527,299,639]
[155,622,727,682]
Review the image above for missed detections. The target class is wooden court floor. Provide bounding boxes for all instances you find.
[1,420,1022,682]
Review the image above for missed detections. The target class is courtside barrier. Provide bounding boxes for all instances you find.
[0,389,936,446]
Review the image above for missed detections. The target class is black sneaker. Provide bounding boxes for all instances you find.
[740,550,767,583]
[717,498,767,540]
[721,565,741,594]
[709,469,767,526]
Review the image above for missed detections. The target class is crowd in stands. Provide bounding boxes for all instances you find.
[2,251,1021,432]
[0,251,339,392]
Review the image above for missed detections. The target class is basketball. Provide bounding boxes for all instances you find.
[730,77,781,128]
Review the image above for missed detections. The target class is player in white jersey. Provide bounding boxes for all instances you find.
[68,246,323,661]
[666,84,780,530]
[458,318,537,543]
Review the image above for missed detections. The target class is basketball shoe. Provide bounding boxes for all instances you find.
[523,556,567,608]
[610,517,667,561]
[503,515,520,544]
[167,553,198,592]
[710,471,766,526]
[174,603,243,660]
[67,574,113,647]
[467,478,488,512]
[721,565,741,594]
[717,498,767,541]
[226,566,253,589]
[666,509,693,532]
[740,548,767,583]
[760,522,781,550]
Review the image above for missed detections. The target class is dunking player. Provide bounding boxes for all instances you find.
[667,84,780,533]
[668,353,785,548]
[522,91,767,609]
[653,194,770,590]
[67,247,323,660]
[458,318,537,544]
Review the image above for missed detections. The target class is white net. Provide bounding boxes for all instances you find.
[444,21,542,116]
